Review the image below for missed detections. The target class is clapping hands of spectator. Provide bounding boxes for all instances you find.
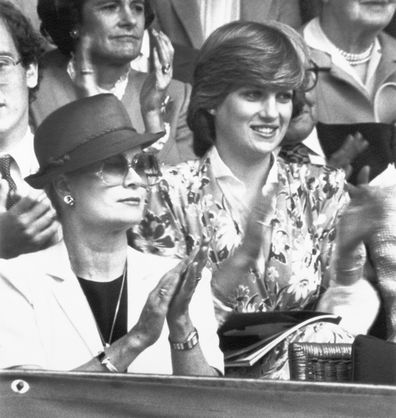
[140,29,174,133]
[0,180,59,259]
[327,131,369,179]
[131,238,209,348]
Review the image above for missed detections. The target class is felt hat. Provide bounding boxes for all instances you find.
[25,94,163,189]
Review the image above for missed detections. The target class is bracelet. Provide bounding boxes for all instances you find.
[96,351,119,373]
[169,328,199,351]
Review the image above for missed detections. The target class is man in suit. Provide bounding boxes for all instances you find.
[0,1,59,258]
[150,0,302,49]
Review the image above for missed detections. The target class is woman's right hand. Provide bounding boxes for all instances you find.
[212,184,278,308]
[129,259,189,350]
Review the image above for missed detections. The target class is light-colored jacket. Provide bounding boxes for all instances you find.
[30,49,195,165]
[306,31,396,124]
[0,241,223,374]
[150,0,302,49]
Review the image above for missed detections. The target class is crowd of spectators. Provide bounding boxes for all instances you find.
[0,0,395,381]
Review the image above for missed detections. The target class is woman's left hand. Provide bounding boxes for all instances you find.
[166,239,209,339]
[140,29,174,115]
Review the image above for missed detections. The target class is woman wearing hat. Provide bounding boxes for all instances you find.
[0,94,223,376]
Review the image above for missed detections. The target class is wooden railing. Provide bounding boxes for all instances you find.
[1,370,395,417]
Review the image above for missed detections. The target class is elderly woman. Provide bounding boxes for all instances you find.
[0,94,222,375]
[31,0,195,165]
[302,0,396,124]
[131,21,379,378]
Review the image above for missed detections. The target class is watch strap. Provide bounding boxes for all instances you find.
[169,328,199,351]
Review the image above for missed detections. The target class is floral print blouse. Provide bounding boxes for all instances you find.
[131,150,348,315]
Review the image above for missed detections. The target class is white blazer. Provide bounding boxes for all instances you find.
[0,241,223,374]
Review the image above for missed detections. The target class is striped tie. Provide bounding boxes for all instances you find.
[0,155,18,209]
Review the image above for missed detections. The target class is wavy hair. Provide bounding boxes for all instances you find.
[187,21,310,157]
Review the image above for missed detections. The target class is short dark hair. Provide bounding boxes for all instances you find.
[187,21,309,157]
[0,0,43,98]
[38,0,155,56]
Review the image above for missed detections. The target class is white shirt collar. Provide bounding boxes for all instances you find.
[208,146,279,187]
[303,127,326,163]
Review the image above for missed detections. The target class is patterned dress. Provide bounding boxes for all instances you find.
[131,149,353,378]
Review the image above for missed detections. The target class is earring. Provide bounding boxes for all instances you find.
[70,28,79,40]
[208,109,215,115]
[63,195,75,206]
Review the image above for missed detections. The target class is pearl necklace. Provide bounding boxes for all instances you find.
[337,42,375,66]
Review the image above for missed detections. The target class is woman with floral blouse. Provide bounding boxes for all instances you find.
[131,21,379,379]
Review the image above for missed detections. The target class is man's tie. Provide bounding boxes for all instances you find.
[0,155,18,209]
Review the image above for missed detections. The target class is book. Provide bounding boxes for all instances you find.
[219,311,341,368]
[316,122,396,185]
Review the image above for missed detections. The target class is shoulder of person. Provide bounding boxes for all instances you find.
[0,244,61,303]
[39,48,69,70]
[160,158,203,191]
[378,31,396,52]
[279,159,346,190]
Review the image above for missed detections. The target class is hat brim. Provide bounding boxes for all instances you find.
[25,129,164,189]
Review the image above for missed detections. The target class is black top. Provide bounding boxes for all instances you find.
[78,274,128,346]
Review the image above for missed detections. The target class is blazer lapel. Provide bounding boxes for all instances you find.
[373,34,396,91]
[46,242,103,355]
[310,48,371,100]
[170,0,203,49]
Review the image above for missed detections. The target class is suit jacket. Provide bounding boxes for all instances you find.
[30,49,196,165]
[0,241,223,374]
[306,31,396,124]
[150,0,302,49]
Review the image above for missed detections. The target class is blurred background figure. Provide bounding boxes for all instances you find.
[146,0,302,83]
[32,0,195,165]
[0,0,59,259]
[150,0,302,50]
[303,0,396,124]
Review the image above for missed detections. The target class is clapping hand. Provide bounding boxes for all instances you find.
[212,184,278,307]
[73,32,101,98]
[327,132,368,179]
[130,238,209,348]
[0,181,59,259]
[140,29,174,132]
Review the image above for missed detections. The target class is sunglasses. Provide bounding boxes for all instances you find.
[95,152,161,187]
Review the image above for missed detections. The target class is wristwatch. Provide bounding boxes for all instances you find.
[169,328,199,351]
[96,351,119,373]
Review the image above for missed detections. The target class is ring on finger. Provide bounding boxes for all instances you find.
[159,288,168,297]
[161,63,171,74]
[80,68,94,75]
